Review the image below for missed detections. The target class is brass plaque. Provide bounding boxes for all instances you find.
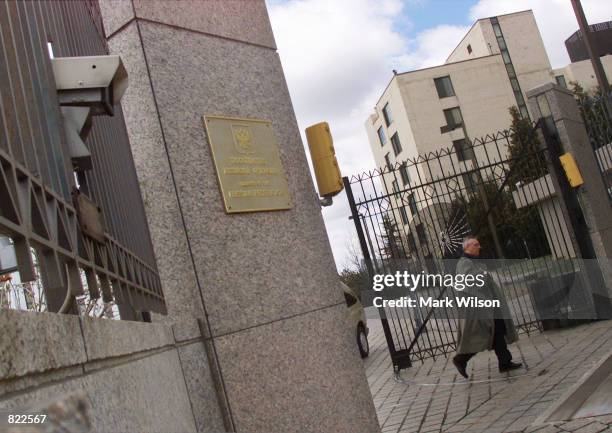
[203,115,292,213]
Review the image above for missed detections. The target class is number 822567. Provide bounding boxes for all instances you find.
[7,414,47,424]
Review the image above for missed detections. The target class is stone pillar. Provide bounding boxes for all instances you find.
[98,1,380,432]
[527,83,612,304]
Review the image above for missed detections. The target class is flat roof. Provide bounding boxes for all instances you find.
[373,53,500,107]
[445,9,533,63]
[565,20,612,43]
[371,9,533,109]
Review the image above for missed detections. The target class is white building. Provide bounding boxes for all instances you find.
[366,10,553,175]
[364,11,555,256]
[556,20,612,91]
[553,54,612,92]
[366,10,612,176]
[364,10,612,259]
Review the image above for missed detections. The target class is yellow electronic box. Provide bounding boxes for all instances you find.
[559,153,584,187]
[305,122,344,198]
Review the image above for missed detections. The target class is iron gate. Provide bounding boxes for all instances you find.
[0,0,165,319]
[345,118,594,372]
[577,91,612,201]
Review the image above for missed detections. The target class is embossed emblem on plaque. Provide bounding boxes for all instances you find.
[203,115,292,213]
[231,125,256,155]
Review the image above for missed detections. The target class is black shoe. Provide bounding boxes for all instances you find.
[499,361,522,373]
[453,357,469,379]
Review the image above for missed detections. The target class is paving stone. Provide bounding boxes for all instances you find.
[558,419,602,432]
[591,415,612,425]
[573,422,608,433]
[443,425,470,433]
[364,320,612,433]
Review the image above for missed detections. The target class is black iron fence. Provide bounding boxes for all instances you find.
[345,120,593,371]
[0,1,165,319]
[576,92,612,201]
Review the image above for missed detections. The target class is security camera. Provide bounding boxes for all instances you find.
[52,55,128,116]
[52,55,128,171]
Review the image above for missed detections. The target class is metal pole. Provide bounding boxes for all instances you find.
[349,213,377,272]
[539,118,595,260]
[343,176,407,369]
[360,214,376,265]
[539,117,611,318]
[571,0,610,94]
[343,177,374,277]
[460,121,505,258]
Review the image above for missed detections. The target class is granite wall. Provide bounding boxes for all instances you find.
[0,1,379,432]
[94,1,380,432]
[0,309,222,433]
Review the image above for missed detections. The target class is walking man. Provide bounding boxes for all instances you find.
[452,236,522,378]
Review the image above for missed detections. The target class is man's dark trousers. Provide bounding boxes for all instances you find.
[454,319,512,367]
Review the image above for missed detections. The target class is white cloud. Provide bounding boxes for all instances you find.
[266,0,609,271]
[267,0,486,270]
[267,0,411,270]
[469,0,611,68]
[397,25,471,71]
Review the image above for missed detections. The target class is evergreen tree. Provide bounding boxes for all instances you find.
[507,106,544,185]
[570,81,609,151]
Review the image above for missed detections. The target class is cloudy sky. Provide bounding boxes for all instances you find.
[265,0,610,271]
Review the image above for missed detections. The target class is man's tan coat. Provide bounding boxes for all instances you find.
[455,256,518,354]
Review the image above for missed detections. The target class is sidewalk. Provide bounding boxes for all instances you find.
[364,317,612,433]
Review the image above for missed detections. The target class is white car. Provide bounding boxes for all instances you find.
[341,282,369,358]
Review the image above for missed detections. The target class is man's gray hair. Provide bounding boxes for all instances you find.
[462,235,478,250]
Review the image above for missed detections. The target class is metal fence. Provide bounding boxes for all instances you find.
[345,121,591,371]
[577,92,612,201]
[0,0,165,319]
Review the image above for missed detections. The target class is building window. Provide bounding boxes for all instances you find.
[505,63,516,78]
[384,153,392,170]
[377,126,386,146]
[467,44,472,54]
[399,163,410,185]
[390,133,402,156]
[434,76,455,98]
[443,107,463,130]
[555,75,567,88]
[400,207,409,224]
[453,139,474,161]
[392,180,399,192]
[510,77,521,92]
[492,19,502,37]
[501,50,512,65]
[407,193,418,215]
[491,16,529,120]
[382,103,393,126]
[514,91,526,107]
